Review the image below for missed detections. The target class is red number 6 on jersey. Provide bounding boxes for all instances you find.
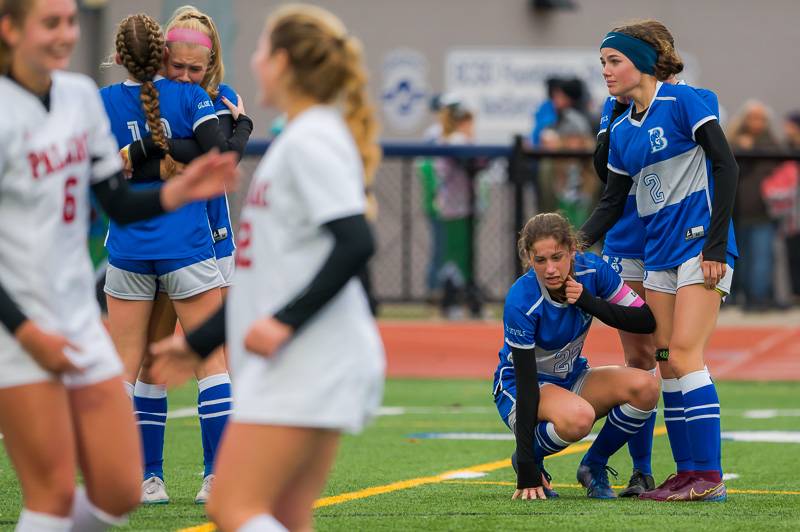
[236,220,253,268]
[63,176,78,223]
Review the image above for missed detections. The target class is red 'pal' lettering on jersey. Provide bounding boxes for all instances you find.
[28,132,89,179]
[245,181,269,208]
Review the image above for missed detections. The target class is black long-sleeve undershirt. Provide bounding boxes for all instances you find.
[593,100,629,183]
[511,345,542,489]
[694,120,739,263]
[579,169,632,248]
[575,290,656,333]
[581,119,737,263]
[185,214,376,358]
[91,170,166,225]
[129,114,254,181]
[0,282,27,334]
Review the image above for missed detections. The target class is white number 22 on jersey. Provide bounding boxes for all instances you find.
[126,119,173,143]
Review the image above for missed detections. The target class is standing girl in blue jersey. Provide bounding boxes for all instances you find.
[495,212,659,500]
[582,20,738,502]
[121,5,254,505]
[591,19,723,497]
[99,13,239,505]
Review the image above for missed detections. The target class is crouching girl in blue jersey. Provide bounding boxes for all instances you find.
[494,212,659,500]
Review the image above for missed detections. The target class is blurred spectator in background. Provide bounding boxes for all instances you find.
[435,100,484,318]
[416,93,452,302]
[762,111,800,305]
[728,100,780,310]
[530,77,591,146]
[552,109,599,227]
[534,109,599,228]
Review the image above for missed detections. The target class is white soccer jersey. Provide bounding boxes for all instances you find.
[227,105,384,432]
[0,72,121,336]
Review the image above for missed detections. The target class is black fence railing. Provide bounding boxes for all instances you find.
[233,138,800,304]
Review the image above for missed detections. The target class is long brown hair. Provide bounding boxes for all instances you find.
[266,4,381,180]
[0,0,33,75]
[164,5,224,100]
[612,19,683,81]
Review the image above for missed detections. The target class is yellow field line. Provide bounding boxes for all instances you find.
[178,427,666,531]
[442,480,800,496]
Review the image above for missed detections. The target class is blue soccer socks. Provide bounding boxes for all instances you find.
[197,373,233,477]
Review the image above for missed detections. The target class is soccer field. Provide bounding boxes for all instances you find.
[1,379,798,531]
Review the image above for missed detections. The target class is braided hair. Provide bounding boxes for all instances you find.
[115,13,175,170]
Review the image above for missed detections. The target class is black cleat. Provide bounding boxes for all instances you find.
[619,469,656,498]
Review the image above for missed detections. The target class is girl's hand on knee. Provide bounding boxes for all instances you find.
[699,253,726,290]
[244,317,293,357]
[150,335,200,387]
[565,276,583,304]
[15,321,82,375]
[512,487,547,500]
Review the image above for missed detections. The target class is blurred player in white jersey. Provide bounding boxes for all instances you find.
[152,4,384,531]
[0,1,238,530]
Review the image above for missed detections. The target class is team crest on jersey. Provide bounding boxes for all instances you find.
[648,127,668,153]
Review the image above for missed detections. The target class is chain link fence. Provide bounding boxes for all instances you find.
[234,140,800,305]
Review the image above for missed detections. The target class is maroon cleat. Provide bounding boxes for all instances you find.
[665,478,727,502]
[638,471,694,501]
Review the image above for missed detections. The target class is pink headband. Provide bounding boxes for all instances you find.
[166,28,212,50]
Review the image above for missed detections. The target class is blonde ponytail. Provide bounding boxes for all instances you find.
[341,36,381,181]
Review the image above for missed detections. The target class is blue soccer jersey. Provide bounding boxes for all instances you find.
[492,253,629,398]
[99,76,218,260]
[206,83,238,259]
[600,86,721,260]
[607,82,738,270]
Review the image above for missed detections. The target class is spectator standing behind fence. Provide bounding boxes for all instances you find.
[727,101,780,310]
[553,110,600,227]
[434,101,483,319]
[415,94,448,302]
[533,111,599,229]
[530,77,591,146]
[762,112,800,305]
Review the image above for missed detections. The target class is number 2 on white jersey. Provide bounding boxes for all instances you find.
[236,220,253,268]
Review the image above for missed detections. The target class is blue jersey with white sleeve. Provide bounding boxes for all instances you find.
[492,253,626,398]
[607,82,738,270]
[206,83,237,259]
[99,76,218,260]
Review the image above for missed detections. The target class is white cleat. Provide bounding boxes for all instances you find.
[141,476,170,505]
[195,474,215,504]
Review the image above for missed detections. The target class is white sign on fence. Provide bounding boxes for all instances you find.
[381,48,429,133]
[445,47,698,142]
